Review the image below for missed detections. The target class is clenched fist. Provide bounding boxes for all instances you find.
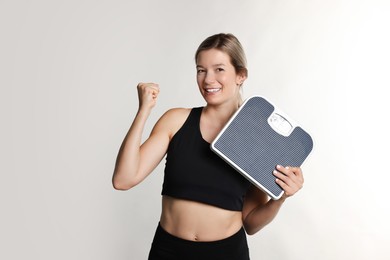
[137,82,160,110]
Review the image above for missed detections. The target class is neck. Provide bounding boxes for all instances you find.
[203,100,240,125]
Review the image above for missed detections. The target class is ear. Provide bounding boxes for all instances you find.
[236,70,247,86]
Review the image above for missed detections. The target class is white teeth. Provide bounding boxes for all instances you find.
[205,88,220,93]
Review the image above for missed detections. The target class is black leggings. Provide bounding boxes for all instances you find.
[148,223,250,260]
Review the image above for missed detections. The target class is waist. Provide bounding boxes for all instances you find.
[160,195,244,242]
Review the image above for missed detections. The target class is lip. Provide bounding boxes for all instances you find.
[204,88,222,93]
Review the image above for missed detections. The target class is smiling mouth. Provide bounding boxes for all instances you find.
[205,88,221,93]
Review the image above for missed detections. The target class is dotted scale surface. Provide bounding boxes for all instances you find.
[211,96,313,199]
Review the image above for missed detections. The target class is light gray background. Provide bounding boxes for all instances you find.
[1,0,389,259]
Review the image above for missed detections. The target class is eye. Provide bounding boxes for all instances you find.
[216,68,225,72]
[197,68,205,74]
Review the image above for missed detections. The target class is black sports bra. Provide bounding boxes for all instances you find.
[161,107,251,211]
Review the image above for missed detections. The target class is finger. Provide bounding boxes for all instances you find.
[149,86,160,99]
[275,178,292,196]
[273,169,296,188]
[137,82,159,91]
[274,174,297,198]
[275,165,304,183]
[137,83,160,98]
[274,176,300,198]
[147,84,160,96]
[274,165,288,175]
[288,166,304,185]
[273,166,303,193]
[148,83,160,92]
[273,165,294,181]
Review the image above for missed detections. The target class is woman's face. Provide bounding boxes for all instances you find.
[196,49,246,106]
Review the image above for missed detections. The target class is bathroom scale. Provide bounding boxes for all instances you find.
[210,95,313,200]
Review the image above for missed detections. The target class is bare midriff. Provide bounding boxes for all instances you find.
[160,195,244,242]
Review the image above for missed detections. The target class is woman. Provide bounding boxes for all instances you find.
[112,33,304,259]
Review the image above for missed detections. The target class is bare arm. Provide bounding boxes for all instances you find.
[112,82,168,190]
[242,165,304,235]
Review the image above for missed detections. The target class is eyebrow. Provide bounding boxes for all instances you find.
[196,63,226,68]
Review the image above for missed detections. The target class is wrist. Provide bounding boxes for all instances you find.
[137,106,152,117]
[276,193,287,203]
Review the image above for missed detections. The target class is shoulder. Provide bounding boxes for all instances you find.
[163,107,192,118]
[153,107,195,139]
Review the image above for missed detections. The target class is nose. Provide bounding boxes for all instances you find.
[204,71,215,85]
